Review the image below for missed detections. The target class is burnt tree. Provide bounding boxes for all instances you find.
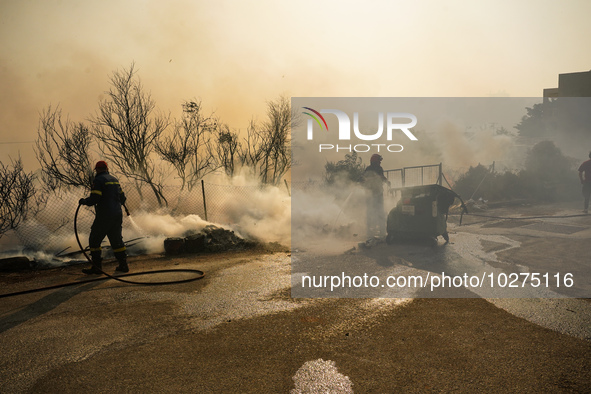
[239,96,297,184]
[91,63,169,206]
[156,100,218,191]
[0,157,36,239]
[215,124,240,177]
[34,105,94,191]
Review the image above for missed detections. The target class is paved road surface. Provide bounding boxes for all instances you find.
[1,205,590,392]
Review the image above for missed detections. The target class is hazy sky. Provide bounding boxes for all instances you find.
[1,0,590,169]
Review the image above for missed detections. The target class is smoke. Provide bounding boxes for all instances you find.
[430,121,516,171]
[126,212,210,239]
[290,178,402,255]
[203,170,292,245]
[121,211,213,255]
[0,169,293,266]
[119,173,292,254]
[0,1,380,174]
[287,97,554,255]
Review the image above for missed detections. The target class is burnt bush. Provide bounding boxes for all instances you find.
[0,157,37,239]
[324,152,365,185]
[520,141,579,201]
[453,141,579,202]
[453,164,521,202]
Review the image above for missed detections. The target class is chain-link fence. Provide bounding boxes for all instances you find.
[0,181,292,263]
[0,164,449,264]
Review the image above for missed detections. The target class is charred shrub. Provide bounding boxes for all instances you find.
[453,164,505,201]
[453,141,579,202]
[324,152,365,185]
[520,141,578,201]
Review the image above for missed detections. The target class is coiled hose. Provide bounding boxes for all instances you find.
[0,204,205,299]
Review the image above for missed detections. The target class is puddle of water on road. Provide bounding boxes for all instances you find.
[450,232,591,339]
[451,232,520,266]
[444,232,561,298]
[125,254,415,333]
[117,233,591,339]
[134,254,314,330]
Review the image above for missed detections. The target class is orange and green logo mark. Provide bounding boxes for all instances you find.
[302,107,329,132]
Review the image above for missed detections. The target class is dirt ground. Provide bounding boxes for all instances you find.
[1,202,590,392]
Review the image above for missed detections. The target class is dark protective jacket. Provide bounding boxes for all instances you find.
[579,159,591,184]
[363,163,387,193]
[80,172,126,216]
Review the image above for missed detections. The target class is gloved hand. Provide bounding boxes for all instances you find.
[79,198,86,206]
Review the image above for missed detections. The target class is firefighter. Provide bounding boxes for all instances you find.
[578,151,591,214]
[362,154,389,236]
[79,161,128,274]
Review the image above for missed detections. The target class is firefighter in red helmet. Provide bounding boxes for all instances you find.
[362,154,389,236]
[79,161,129,274]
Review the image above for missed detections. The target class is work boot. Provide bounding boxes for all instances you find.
[115,261,129,273]
[82,264,103,275]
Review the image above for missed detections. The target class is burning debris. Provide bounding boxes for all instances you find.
[0,256,32,272]
[164,225,257,255]
[357,236,384,250]
[463,198,489,212]
[321,223,357,238]
[0,250,82,272]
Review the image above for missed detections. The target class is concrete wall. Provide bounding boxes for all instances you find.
[544,70,591,99]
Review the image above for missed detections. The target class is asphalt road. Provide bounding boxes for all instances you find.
[1,203,590,392]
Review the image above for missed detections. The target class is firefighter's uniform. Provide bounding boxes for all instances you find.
[363,154,388,236]
[79,162,128,274]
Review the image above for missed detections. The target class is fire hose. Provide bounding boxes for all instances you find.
[440,172,590,222]
[0,204,205,299]
[456,212,589,221]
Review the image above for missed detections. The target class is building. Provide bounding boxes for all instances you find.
[543,70,591,101]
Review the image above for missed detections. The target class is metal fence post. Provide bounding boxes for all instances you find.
[201,179,208,221]
[421,166,424,185]
[402,168,406,187]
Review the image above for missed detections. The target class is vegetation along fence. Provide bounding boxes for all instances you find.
[0,181,291,258]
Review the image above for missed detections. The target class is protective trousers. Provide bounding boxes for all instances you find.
[366,191,385,237]
[88,214,126,267]
[583,183,591,211]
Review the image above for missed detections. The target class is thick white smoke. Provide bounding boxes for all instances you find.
[0,171,293,266]
[206,171,291,246]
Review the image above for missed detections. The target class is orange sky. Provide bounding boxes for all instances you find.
[1,0,590,169]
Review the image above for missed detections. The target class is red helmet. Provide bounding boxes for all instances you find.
[370,154,383,163]
[94,161,108,171]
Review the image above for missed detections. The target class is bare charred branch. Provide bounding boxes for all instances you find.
[155,100,219,191]
[238,95,297,185]
[91,63,169,206]
[34,105,94,191]
[0,157,37,238]
[215,124,240,177]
